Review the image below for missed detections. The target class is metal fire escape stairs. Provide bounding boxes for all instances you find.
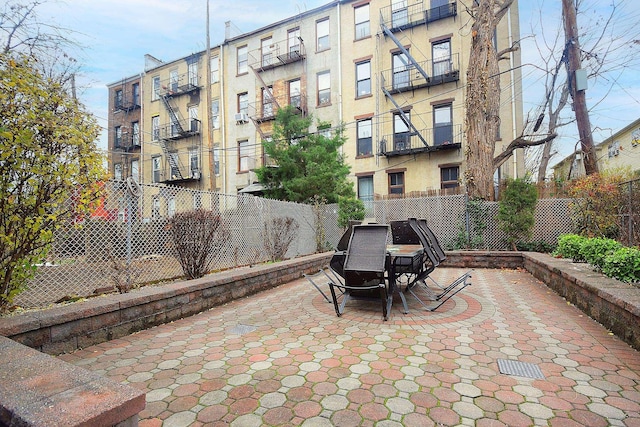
[159,94,186,180]
[249,65,281,141]
[380,21,429,148]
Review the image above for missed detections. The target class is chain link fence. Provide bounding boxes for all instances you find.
[17,181,575,309]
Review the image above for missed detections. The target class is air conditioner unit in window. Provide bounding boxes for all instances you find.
[191,171,201,180]
[235,112,249,123]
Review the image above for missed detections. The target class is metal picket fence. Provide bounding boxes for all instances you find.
[16,181,576,309]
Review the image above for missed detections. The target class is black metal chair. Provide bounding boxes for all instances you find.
[328,224,392,320]
[304,220,361,302]
[405,218,472,311]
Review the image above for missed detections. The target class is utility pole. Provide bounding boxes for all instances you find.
[562,0,598,175]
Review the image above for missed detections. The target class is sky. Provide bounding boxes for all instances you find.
[34,0,640,170]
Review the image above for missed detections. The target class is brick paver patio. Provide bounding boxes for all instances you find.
[59,267,640,426]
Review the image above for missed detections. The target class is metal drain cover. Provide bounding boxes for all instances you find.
[227,324,256,336]
[497,359,545,379]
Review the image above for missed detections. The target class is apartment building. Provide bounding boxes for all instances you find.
[108,0,524,203]
[107,74,142,182]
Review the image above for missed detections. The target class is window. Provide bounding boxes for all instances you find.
[289,79,301,109]
[189,106,198,132]
[214,148,220,175]
[316,18,330,51]
[237,46,248,74]
[130,159,139,183]
[238,92,248,114]
[433,104,453,145]
[356,61,371,97]
[114,163,123,181]
[238,140,250,172]
[211,99,220,129]
[169,69,179,92]
[318,124,332,139]
[114,89,123,109]
[429,0,451,21]
[288,27,301,56]
[152,156,161,183]
[317,71,331,106]
[188,60,198,86]
[262,86,274,118]
[167,198,176,217]
[132,121,139,146]
[440,166,459,189]
[152,76,160,101]
[152,196,160,219]
[432,39,452,76]
[388,172,405,195]
[210,55,219,83]
[354,4,370,39]
[169,152,180,179]
[132,83,140,106]
[114,126,122,148]
[392,51,410,89]
[358,175,374,215]
[357,119,372,156]
[391,0,408,28]
[261,37,273,67]
[151,116,159,141]
[393,112,411,151]
[189,149,199,178]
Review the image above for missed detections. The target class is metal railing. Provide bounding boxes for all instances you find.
[379,124,463,155]
[380,54,460,93]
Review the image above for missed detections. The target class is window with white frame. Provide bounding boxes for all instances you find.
[132,83,140,105]
[188,60,198,86]
[214,147,220,175]
[152,76,160,100]
[261,37,273,67]
[358,175,374,206]
[392,51,410,89]
[167,197,176,217]
[238,93,248,114]
[151,115,159,141]
[189,106,198,132]
[132,121,139,146]
[393,111,411,151]
[289,79,301,109]
[189,148,199,178]
[433,103,453,145]
[432,39,452,76]
[357,118,372,156]
[238,140,250,172]
[317,71,331,106]
[130,159,139,183]
[391,0,408,28]
[114,163,123,181]
[211,98,220,129]
[354,4,370,39]
[237,46,248,74]
[316,18,330,51]
[169,69,179,92]
[152,156,161,183]
[210,55,219,83]
[356,60,371,97]
[262,86,274,118]
[288,27,301,55]
[114,126,122,148]
[169,152,180,179]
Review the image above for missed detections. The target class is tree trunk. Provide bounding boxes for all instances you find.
[464,0,503,201]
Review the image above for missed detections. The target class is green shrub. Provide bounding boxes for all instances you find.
[337,197,365,229]
[578,237,622,271]
[497,178,538,250]
[554,234,588,262]
[602,247,640,284]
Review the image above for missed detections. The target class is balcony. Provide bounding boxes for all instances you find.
[378,124,462,157]
[113,96,140,112]
[248,93,308,122]
[381,54,460,94]
[248,38,306,72]
[159,119,201,141]
[159,73,200,98]
[113,134,142,152]
[380,1,457,32]
[159,165,201,184]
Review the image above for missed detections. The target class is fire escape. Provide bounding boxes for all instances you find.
[158,67,202,183]
[378,1,462,157]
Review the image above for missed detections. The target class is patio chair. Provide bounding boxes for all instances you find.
[405,218,472,311]
[389,219,426,280]
[304,220,361,302]
[328,224,392,320]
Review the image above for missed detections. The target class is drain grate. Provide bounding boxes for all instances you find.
[227,324,256,336]
[497,359,545,379]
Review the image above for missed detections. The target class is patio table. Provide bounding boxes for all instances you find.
[386,244,424,313]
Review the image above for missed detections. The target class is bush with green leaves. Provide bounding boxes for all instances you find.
[337,197,365,229]
[516,240,556,253]
[554,234,588,262]
[497,178,538,250]
[602,247,640,284]
[449,197,488,250]
[578,237,622,271]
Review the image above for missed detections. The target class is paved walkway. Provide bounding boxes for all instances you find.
[59,267,640,426]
